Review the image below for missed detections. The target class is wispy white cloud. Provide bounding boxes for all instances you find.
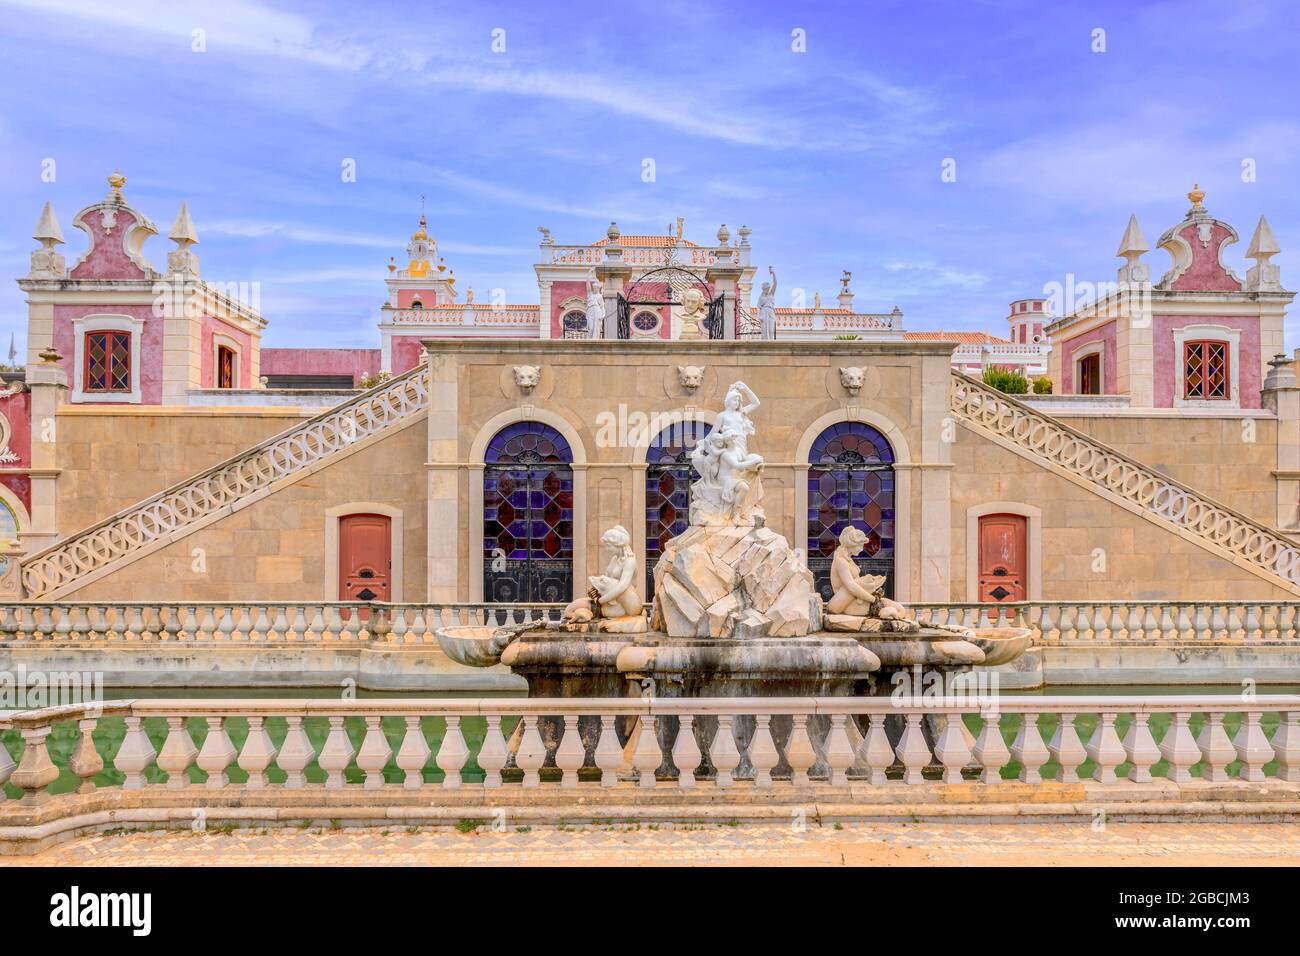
[203,219,529,256]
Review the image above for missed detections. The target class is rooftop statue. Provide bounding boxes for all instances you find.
[584,280,604,335]
[757,267,777,338]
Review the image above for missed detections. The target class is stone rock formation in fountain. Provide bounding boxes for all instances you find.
[648,380,816,639]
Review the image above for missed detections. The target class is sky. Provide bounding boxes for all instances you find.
[1,0,1299,352]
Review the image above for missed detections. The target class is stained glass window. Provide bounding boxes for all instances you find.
[84,331,131,392]
[807,422,896,600]
[1184,340,1228,400]
[483,422,574,603]
[645,420,711,598]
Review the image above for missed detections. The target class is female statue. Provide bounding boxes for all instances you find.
[587,525,642,619]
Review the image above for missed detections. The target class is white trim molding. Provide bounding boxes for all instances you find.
[964,501,1042,602]
[1172,323,1241,409]
[324,502,405,602]
[71,313,144,404]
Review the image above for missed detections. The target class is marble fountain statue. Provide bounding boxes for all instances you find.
[437,382,1032,776]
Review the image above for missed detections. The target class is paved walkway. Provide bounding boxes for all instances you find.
[7,822,1299,866]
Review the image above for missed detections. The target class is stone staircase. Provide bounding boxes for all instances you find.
[21,365,432,599]
[950,371,1300,595]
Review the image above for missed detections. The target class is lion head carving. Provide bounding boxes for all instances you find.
[513,365,541,393]
[677,365,705,390]
[839,366,865,395]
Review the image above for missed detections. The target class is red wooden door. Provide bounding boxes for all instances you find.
[339,514,391,602]
[978,514,1026,602]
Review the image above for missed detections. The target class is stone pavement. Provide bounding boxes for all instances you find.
[6,821,1299,866]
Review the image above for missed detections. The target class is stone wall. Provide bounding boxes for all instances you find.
[61,419,427,602]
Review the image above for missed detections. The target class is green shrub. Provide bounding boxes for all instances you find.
[981,366,1030,394]
[1032,376,1053,394]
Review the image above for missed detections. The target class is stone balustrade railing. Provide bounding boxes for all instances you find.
[909,601,1300,643]
[2,696,1298,803]
[20,365,433,601]
[7,601,1300,645]
[950,370,1300,594]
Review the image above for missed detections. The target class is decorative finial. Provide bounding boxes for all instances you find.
[675,216,684,240]
[840,270,852,291]
[32,201,64,246]
[107,170,126,202]
[607,221,620,242]
[388,256,396,273]
[39,346,63,364]
[1188,182,1206,208]
[168,201,199,246]
[717,223,730,245]
[737,224,751,247]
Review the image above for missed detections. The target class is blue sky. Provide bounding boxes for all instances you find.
[1,0,1298,351]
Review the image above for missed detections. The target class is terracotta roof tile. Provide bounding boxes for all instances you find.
[904,331,1010,344]
[592,236,699,248]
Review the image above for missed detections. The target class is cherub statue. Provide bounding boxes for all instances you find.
[824,526,919,633]
[562,525,646,632]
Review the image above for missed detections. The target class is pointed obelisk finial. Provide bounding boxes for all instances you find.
[1245,215,1283,292]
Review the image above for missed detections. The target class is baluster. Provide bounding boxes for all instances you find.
[215,606,235,642]
[396,716,431,789]
[516,716,546,788]
[56,606,77,640]
[895,713,931,785]
[1091,606,1108,641]
[197,716,237,790]
[478,715,508,789]
[1158,605,1176,642]
[1011,712,1049,783]
[553,714,585,789]
[387,608,409,644]
[235,716,276,788]
[1085,712,1126,783]
[156,717,198,789]
[973,711,1009,783]
[277,716,316,789]
[1057,604,1076,641]
[1233,711,1272,782]
[749,715,779,788]
[114,715,157,790]
[33,606,55,642]
[1279,604,1298,641]
[823,714,854,787]
[0,724,16,789]
[68,717,105,793]
[1196,713,1235,782]
[140,606,160,641]
[124,606,145,641]
[629,715,660,789]
[933,714,973,783]
[194,606,216,641]
[1109,606,1125,641]
[270,606,290,642]
[861,714,895,785]
[357,716,392,790]
[430,715,469,790]
[1272,711,1300,782]
[410,608,428,643]
[179,605,199,642]
[11,725,59,802]
[1209,605,1226,641]
[1178,604,1195,641]
[1126,605,1143,641]
[318,716,356,789]
[710,714,741,789]
[785,714,817,786]
[1262,604,1280,642]
[1122,712,1162,782]
[1225,605,1243,641]
[673,715,703,789]
[1158,711,1199,783]
[83,605,105,641]
[308,605,328,641]
[1243,605,1262,642]
[1048,714,1088,783]
[594,714,624,788]
[342,608,363,641]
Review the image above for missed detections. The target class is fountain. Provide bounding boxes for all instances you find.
[437,383,1032,768]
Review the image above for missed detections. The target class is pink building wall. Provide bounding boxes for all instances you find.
[53,303,163,404]
[549,281,588,338]
[391,337,425,375]
[1153,314,1260,408]
[1058,320,1117,394]
[0,390,32,514]
[261,348,381,382]
[68,207,151,281]
[1164,222,1244,293]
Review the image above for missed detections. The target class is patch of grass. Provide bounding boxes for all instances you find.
[456,818,488,834]
[515,825,532,833]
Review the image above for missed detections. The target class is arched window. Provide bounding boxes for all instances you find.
[410,298,423,309]
[645,420,711,598]
[483,422,574,603]
[632,311,660,336]
[807,422,896,600]
[0,499,18,548]
[562,310,589,338]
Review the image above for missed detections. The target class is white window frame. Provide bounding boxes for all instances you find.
[1173,323,1240,409]
[72,314,143,404]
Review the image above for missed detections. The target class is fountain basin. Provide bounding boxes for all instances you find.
[436,625,513,668]
[967,626,1035,666]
